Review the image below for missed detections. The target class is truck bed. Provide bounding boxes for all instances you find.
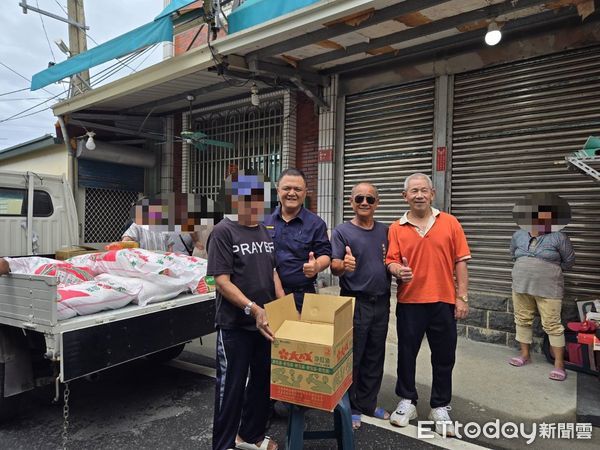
[0,273,216,381]
[0,272,214,333]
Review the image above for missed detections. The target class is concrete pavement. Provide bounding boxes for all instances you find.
[185,289,600,450]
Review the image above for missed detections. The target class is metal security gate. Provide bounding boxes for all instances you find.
[83,188,139,243]
[343,79,435,223]
[190,99,284,198]
[451,46,600,297]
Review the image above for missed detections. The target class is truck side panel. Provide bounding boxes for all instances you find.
[61,298,215,381]
[0,274,57,327]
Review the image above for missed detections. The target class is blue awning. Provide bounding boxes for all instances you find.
[31,5,186,91]
[228,0,321,34]
[155,0,197,20]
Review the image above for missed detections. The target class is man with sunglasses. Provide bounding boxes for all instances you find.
[331,182,392,429]
[264,168,331,312]
[386,173,470,437]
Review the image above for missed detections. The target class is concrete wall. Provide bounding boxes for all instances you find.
[461,291,580,352]
[0,144,69,179]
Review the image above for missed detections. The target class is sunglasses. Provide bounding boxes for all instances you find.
[354,195,377,205]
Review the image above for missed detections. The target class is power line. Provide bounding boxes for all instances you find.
[0,107,55,123]
[0,89,67,124]
[0,45,154,124]
[0,87,30,97]
[0,97,55,101]
[0,62,60,98]
[36,0,56,62]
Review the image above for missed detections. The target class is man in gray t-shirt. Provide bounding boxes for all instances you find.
[331,182,391,427]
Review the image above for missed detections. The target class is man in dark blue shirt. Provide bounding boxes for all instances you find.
[264,168,332,311]
[331,182,391,429]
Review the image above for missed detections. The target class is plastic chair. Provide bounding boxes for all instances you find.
[286,393,354,450]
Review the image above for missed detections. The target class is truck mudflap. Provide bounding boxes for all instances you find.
[0,326,34,397]
[60,299,215,382]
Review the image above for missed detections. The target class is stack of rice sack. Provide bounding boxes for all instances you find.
[5,249,208,320]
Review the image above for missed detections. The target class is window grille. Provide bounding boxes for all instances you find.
[84,188,139,243]
[190,99,283,198]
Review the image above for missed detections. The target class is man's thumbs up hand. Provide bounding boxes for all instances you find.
[303,251,320,278]
[394,257,413,283]
[343,246,356,272]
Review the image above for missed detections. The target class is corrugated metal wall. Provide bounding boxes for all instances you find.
[451,46,600,297]
[343,79,435,223]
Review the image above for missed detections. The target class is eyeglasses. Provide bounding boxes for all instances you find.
[354,195,377,205]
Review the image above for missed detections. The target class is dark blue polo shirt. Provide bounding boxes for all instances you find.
[264,206,332,289]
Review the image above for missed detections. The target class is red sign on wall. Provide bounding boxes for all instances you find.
[318,148,333,162]
[436,146,447,171]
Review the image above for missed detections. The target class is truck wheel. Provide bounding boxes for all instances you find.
[146,344,186,363]
[0,363,20,421]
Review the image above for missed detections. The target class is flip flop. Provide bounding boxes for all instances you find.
[352,414,361,430]
[235,436,277,450]
[549,368,567,381]
[373,407,390,420]
[508,356,530,367]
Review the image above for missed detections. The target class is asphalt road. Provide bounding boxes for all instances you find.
[0,355,439,450]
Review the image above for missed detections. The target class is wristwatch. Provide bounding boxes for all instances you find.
[457,295,468,303]
[244,301,255,315]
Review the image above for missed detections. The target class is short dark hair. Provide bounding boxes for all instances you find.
[278,168,307,184]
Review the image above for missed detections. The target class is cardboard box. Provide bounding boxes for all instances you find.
[55,246,99,260]
[265,293,354,411]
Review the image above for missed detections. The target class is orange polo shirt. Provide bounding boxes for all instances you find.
[386,211,471,304]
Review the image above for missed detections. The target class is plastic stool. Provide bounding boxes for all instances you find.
[286,393,354,450]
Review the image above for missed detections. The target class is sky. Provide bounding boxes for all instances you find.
[0,0,165,150]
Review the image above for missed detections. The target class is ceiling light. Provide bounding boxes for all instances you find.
[250,83,260,106]
[85,131,96,150]
[485,21,502,46]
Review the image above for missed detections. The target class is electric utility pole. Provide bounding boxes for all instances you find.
[20,0,90,97]
[67,0,90,96]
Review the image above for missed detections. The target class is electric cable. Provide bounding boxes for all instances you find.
[36,0,56,62]
[0,87,30,97]
[0,62,60,98]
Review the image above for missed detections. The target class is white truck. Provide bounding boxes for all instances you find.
[0,171,215,420]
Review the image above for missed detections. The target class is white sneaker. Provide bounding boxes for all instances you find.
[428,406,456,437]
[389,398,417,427]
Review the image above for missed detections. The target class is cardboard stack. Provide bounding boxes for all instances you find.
[55,246,99,260]
[265,293,354,411]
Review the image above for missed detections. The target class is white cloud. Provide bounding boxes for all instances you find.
[0,0,164,150]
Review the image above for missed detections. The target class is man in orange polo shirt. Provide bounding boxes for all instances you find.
[386,172,470,437]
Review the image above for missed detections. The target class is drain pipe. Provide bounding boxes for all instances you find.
[57,115,75,191]
[57,115,80,241]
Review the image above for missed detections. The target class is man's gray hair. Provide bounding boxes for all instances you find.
[403,173,433,191]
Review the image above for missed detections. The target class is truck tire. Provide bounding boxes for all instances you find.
[146,343,186,363]
[0,362,20,421]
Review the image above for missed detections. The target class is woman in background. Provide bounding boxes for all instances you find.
[509,193,575,381]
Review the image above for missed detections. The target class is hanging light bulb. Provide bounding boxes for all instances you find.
[250,82,260,106]
[85,131,96,150]
[485,20,502,46]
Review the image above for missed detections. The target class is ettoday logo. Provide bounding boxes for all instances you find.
[417,420,593,444]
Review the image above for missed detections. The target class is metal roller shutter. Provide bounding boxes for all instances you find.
[451,46,600,297]
[343,79,435,224]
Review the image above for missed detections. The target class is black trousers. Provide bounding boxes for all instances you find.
[212,328,271,450]
[341,290,390,416]
[284,283,316,312]
[395,302,457,408]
